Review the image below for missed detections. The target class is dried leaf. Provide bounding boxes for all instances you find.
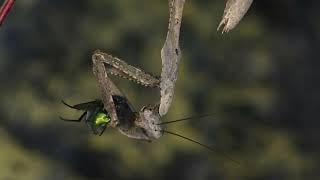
[217,0,254,33]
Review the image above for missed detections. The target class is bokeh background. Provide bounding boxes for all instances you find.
[0,0,319,179]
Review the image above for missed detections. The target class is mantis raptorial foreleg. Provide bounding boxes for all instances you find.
[93,50,160,88]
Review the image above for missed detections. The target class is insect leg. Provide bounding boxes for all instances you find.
[59,111,87,122]
[61,100,102,111]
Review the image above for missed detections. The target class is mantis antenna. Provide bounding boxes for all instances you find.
[161,130,240,165]
[158,113,217,125]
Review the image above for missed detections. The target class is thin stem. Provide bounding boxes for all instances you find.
[0,0,16,26]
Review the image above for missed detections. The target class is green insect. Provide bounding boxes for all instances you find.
[60,99,110,136]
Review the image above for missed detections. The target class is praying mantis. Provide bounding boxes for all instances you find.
[60,0,254,164]
[60,50,238,164]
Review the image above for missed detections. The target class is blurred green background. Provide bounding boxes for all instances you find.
[0,0,319,179]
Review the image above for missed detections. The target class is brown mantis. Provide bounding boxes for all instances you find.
[60,49,196,140]
[60,0,255,163]
[60,50,238,164]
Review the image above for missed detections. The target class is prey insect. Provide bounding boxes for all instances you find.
[60,50,239,164]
